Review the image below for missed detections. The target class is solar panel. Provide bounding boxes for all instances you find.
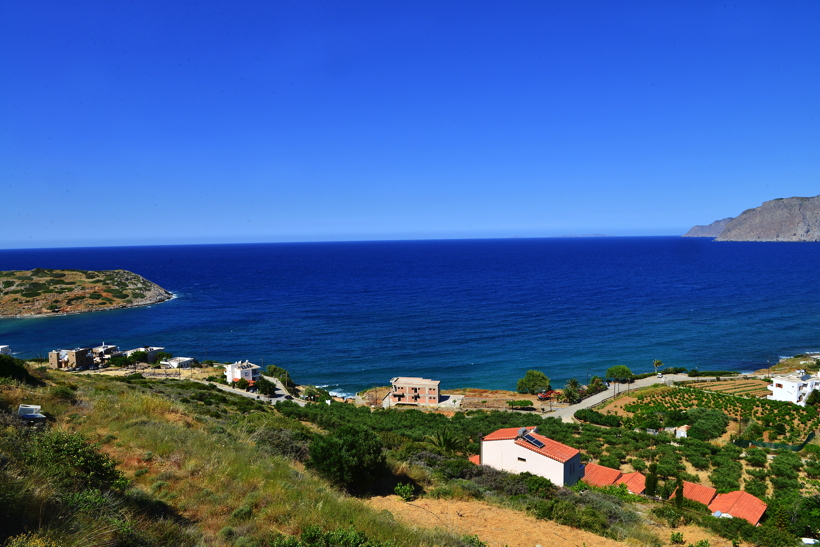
[522,434,545,449]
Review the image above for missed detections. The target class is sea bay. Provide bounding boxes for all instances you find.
[1,237,819,397]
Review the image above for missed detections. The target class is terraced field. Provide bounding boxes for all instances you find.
[686,379,771,398]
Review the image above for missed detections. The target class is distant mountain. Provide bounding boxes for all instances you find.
[716,196,820,241]
[682,218,733,238]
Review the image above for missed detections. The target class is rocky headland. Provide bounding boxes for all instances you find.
[684,195,820,241]
[682,217,733,237]
[0,268,172,318]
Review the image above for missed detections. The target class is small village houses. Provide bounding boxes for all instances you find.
[385,377,440,407]
[124,346,165,363]
[0,345,11,356]
[582,463,646,494]
[671,480,767,526]
[224,360,261,383]
[91,343,121,364]
[767,370,820,406]
[48,348,93,370]
[478,426,584,487]
[162,356,194,369]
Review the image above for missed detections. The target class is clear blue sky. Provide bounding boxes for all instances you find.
[2,1,819,248]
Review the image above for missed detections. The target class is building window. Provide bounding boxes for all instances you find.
[775,383,783,388]
[518,457,526,462]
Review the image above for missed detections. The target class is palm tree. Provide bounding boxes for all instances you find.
[424,429,465,456]
[653,359,664,374]
[566,378,581,391]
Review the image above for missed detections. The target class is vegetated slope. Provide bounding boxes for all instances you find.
[682,217,733,238]
[0,268,172,317]
[0,369,474,547]
[715,195,820,241]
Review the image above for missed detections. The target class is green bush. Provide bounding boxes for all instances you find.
[394,482,414,501]
[0,355,41,386]
[24,430,127,492]
[306,425,385,492]
[231,504,253,521]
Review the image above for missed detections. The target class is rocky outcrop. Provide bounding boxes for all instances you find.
[0,268,173,317]
[682,218,733,238]
[715,196,820,242]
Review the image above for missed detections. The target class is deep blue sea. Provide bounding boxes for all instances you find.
[1,237,819,397]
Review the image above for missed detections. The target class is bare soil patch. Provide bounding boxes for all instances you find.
[368,496,728,547]
[367,496,629,547]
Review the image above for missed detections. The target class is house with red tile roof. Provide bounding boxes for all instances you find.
[580,463,647,495]
[671,481,717,506]
[708,491,767,526]
[615,471,646,495]
[581,463,622,488]
[478,426,583,486]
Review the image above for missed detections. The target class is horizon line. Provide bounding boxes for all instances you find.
[0,234,693,252]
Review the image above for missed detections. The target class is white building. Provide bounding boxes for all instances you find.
[162,357,194,369]
[124,347,165,363]
[92,343,121,364]
[478,426,584,486]
[767,370,820,406]
[224,360,261,383]
[0,345,11,356]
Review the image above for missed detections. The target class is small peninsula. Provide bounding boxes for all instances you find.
[684,195,820,241]
[0,268,172,318]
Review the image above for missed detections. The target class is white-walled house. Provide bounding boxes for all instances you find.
[0,345,11,356]
[767,370,820,406]
[224,360,261,383]
[124,347,165,364]
[162,357,194,369]
[478,426,584,486]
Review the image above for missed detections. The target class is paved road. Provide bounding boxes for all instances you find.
[190,375,307,407]
[547,374,691,423]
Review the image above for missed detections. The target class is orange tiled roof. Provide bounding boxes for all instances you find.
[482,427,536,441]
[468,454,481,465]
[616,472,646,495]
[513,432,580,463]
[582,463,622,487]
[482,427,579,463]
[708,491,767,526]
[672,481,717,506]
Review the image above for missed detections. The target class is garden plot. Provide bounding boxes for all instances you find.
[686,379,771,398]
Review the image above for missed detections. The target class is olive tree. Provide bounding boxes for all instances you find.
[516,370,551,394]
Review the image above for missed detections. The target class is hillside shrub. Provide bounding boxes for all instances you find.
[0,355,41,386]
[574,408,622,427]
[306,425,385,492]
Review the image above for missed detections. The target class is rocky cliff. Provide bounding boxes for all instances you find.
[682,217,733,238]
[715,196,820,241]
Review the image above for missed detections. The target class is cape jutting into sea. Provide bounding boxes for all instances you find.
[1,237,819,398]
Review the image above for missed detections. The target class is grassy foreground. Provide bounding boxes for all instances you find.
[0,366,472,547]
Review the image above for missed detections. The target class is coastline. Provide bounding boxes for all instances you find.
[0,292,175,320]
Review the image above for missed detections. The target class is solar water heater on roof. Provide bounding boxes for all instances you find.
[522,434,545,448]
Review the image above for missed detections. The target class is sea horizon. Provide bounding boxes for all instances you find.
[2,236,819,398]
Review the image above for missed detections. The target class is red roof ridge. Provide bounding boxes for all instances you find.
[615,471,646,494]
[482,426,537,442]
[671,481,717,506]
[708,491,767,526]
[582,462,622,487]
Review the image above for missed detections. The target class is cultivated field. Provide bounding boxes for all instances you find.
[685,378,771,398]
